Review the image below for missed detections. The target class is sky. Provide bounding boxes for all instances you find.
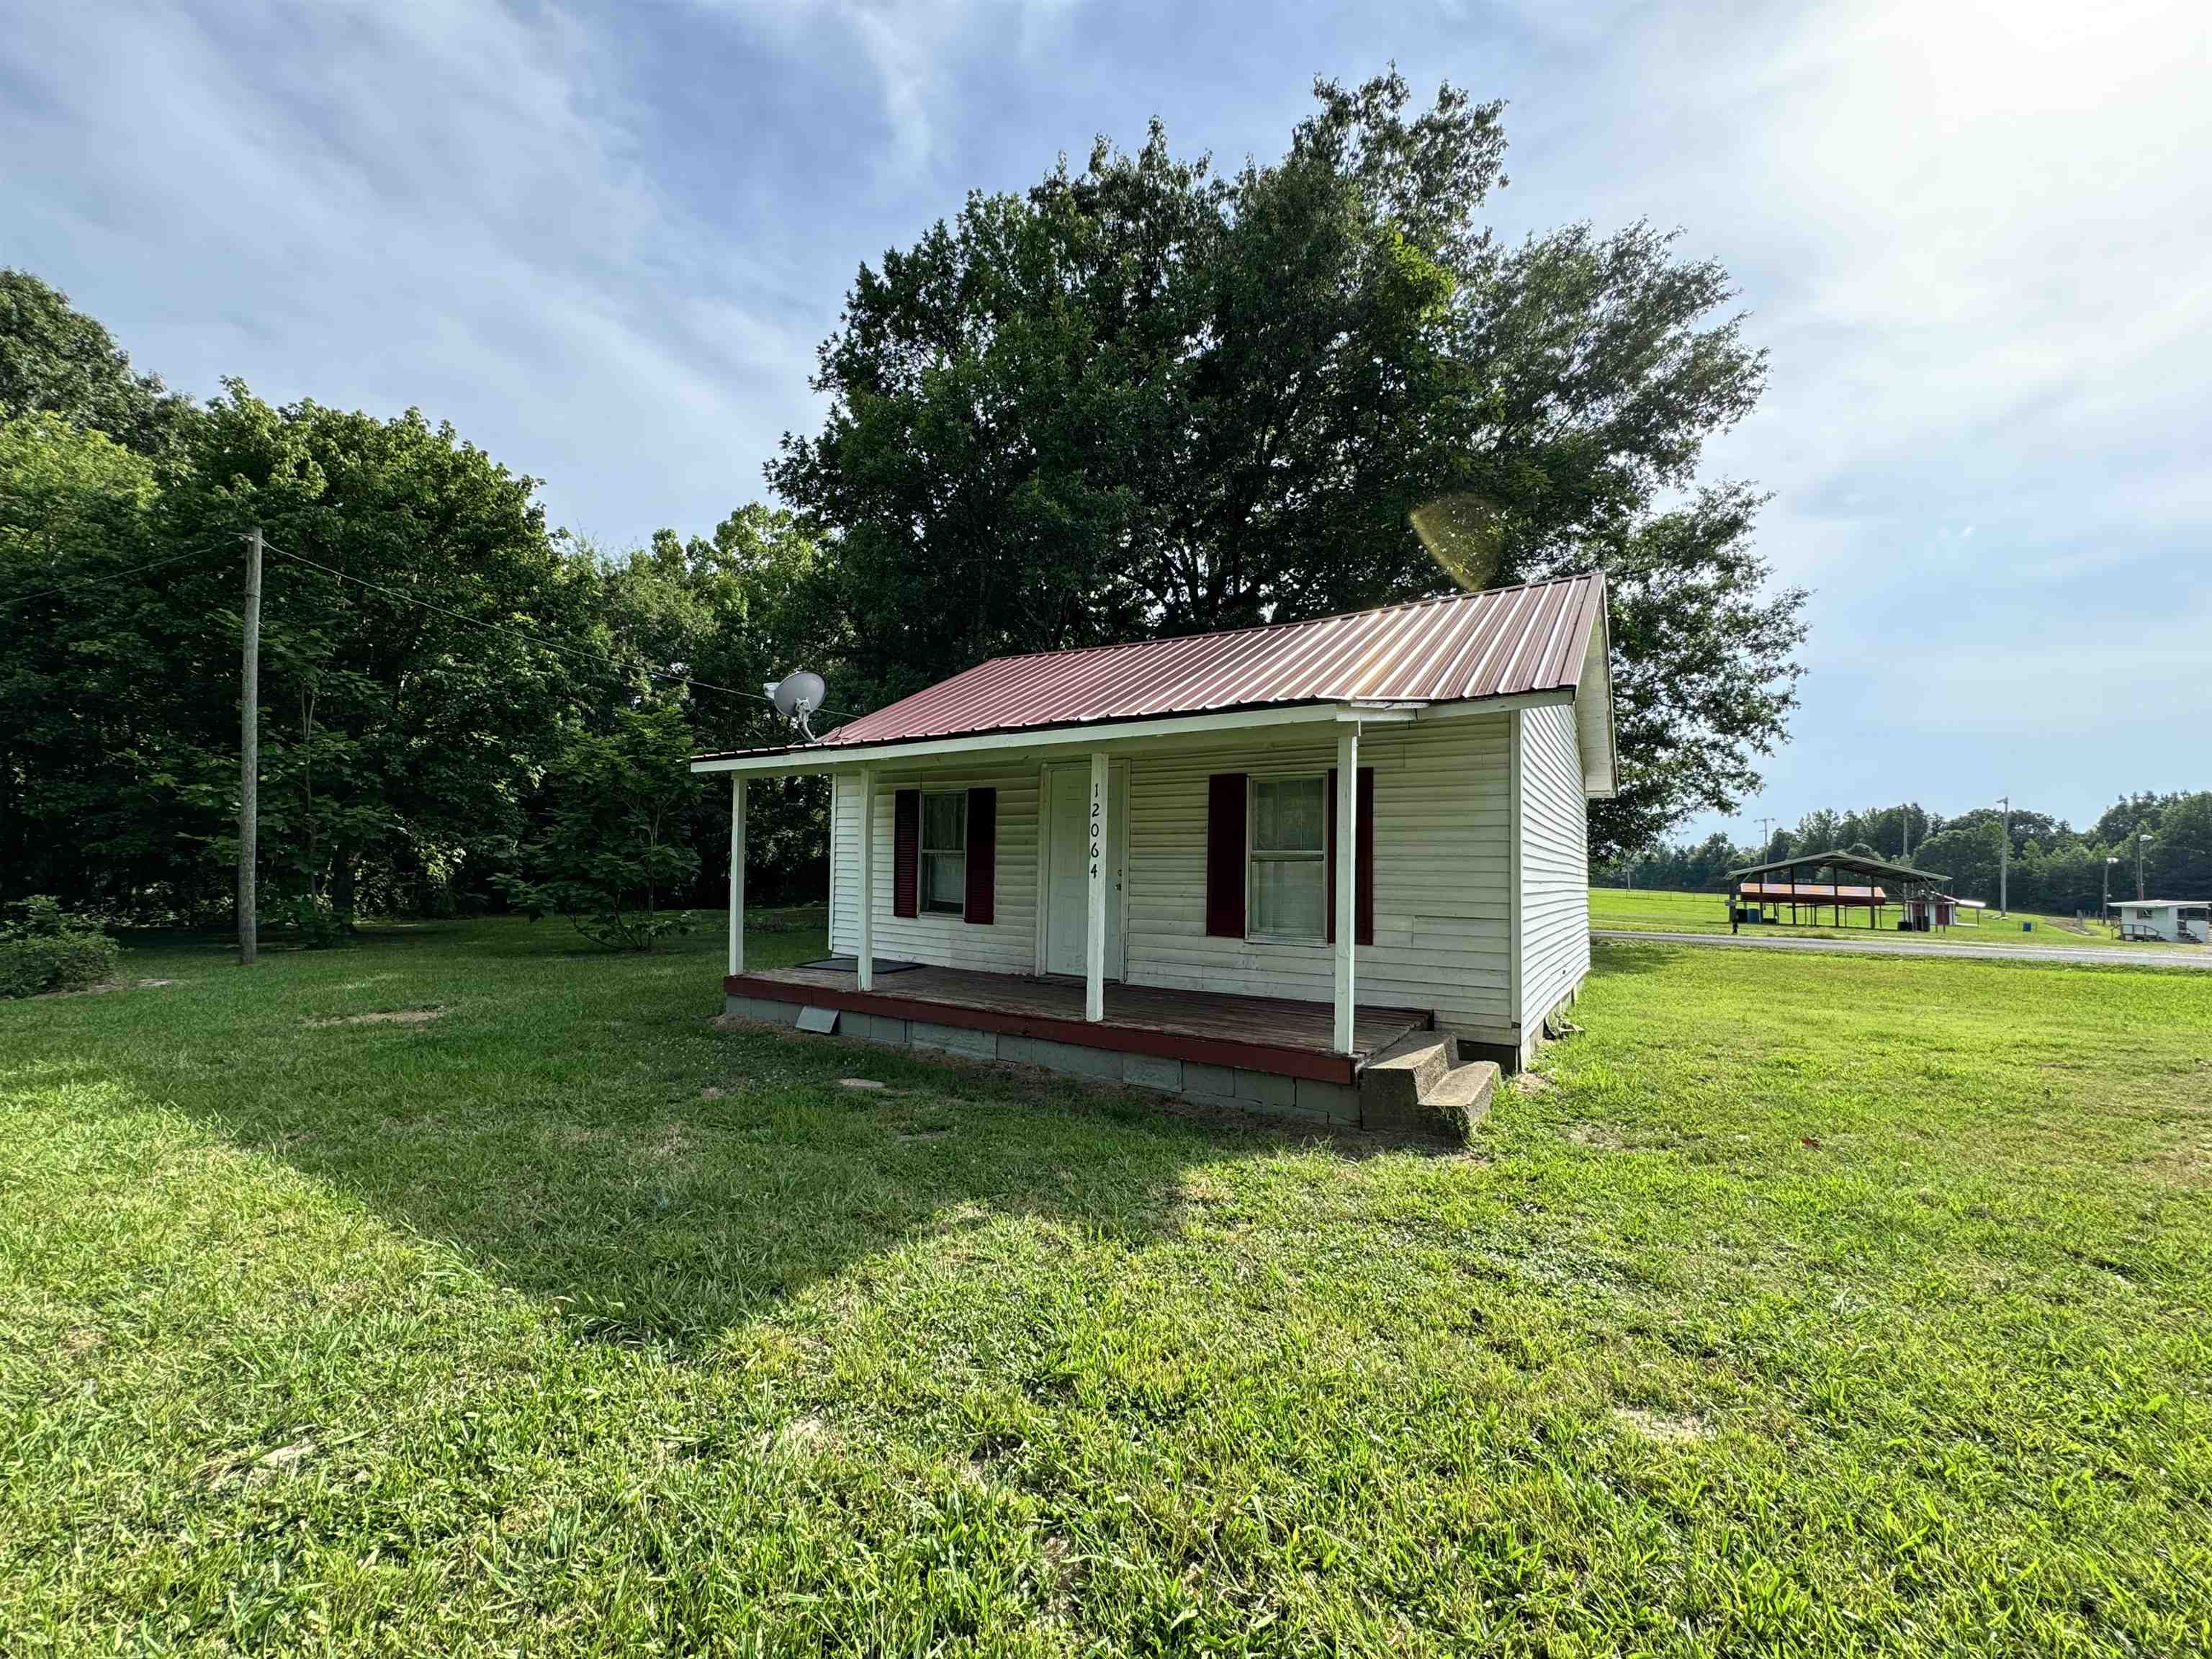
[5,0,2206,843]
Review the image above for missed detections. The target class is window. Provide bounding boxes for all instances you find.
[1249,773,1326,940]
[920,790,966,915]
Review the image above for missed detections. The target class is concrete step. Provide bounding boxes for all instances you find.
[1359,1034,1455,1115]
[1422,1061,1498,1138]
[1358,1028,1498,1141]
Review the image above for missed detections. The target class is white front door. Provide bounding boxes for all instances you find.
[1044,763,1124,979]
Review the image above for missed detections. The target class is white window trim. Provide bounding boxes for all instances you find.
[1246,770,1329,946]
[919,788,967,918]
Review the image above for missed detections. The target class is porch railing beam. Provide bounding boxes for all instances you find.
[1334,724,1358,1054]
[1086,750,1109,1022]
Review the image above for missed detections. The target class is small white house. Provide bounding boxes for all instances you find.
[693,574,1616,1133]
[2113,900,2210,944]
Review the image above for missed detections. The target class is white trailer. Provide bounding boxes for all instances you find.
[2112,900,2210,944]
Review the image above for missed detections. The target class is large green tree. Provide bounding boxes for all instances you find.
[0,269,193,456]
[773,73,1806,858]
[152,385,592,918]
[594,503,837,905]
[0,413,166,901]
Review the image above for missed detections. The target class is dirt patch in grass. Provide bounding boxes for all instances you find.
[1611,1406,1710,1444]
[305,1007,442,1028]
[759,1415,836,1460]
[2137,1137,2211,1186]
[198,1435,320,1487]
[1565,1121,1624,1150]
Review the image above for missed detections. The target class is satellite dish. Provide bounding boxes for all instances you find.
[764,670,827,740]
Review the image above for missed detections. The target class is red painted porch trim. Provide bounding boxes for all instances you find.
[722,973,1426,1086]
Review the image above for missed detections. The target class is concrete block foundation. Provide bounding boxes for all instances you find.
[721,994,1364,1128]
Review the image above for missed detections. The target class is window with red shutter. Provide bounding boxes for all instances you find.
[1204,773,1247,938]
[963,788,996,924]
[891,789,920,917]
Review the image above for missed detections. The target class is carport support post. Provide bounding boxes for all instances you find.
[856,767,876,992]
[727,775,745,976]
[1334,724,1358,1054]
[1085,750,1108,1022]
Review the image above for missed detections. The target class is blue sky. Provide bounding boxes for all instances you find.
[6,1,2206,842]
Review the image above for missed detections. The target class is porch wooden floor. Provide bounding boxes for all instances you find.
[724,964,1431,1084]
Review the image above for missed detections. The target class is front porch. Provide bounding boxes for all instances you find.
[725,960,1433,1106]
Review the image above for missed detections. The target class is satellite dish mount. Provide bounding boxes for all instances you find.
[763,670,827,741]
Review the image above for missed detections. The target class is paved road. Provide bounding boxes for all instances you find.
[1591,928,2212,970]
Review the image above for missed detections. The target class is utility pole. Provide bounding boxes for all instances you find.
[2138,832,2152,902]
[1997,794,2010,917]
[2103,856,2118,923]
[239,527,261,964]
[1754,815,1777,854]
[1900,803,1912,860]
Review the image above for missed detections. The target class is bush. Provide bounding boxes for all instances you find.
[496,703,700,953]
[0,897,121,997]
[287,896,349,950]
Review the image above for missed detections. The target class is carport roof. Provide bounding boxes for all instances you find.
[1728,850,1952,885]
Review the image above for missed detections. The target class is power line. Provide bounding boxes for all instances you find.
[0,546,214,613]
[258,537,845,719]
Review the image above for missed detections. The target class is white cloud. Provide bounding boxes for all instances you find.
[0,0,819,541]
[6,0,2203,833]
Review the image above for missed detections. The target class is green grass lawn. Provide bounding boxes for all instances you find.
[4,917,2209,1654]
[1591,886,2180,950]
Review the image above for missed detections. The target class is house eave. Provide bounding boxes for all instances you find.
[689,691,1569,776]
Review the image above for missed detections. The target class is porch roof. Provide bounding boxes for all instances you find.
[692,572,1608,775]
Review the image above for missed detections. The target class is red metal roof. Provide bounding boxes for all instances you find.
[706,573,1606,758]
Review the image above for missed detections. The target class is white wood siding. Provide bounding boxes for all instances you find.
[1516,701,1591,1036]
[1120,716,1515,1038]
[827,765,1041,973]
[815,711,1561,1046]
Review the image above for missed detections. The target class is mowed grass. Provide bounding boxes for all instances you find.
[1591,886,2175,950]
[3,918,2209,1655]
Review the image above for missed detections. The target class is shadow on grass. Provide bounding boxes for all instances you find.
[271,1030,1281,1351]
[26,918,1299,1352]
[1585,938,1695,976]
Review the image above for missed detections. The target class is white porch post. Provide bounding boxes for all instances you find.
[1085,749,1109,1022]
[855,766,876,992]
[727,775,745,976]
[1334,724,1358,1055]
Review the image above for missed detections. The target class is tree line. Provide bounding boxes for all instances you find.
[1599,793,2212,914]
[4,75,1809,941]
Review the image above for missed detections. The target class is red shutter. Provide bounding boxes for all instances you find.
[1326,768,1377,947]
[1357,766,1375,947]
[1205,773,1246,938]
[892,789,920,918]
[963,788,996,925]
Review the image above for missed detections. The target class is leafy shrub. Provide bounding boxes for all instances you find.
[0,896,121,997]
[288,896,349,950]
[496,703,699,953]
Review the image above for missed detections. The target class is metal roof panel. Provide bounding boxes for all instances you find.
[701,572,1607,758]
